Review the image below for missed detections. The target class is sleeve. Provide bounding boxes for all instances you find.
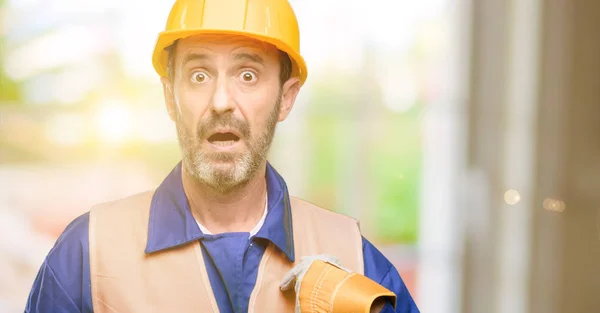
[362,237,420,313]
[25,260,81,312]
[24,213,93,313]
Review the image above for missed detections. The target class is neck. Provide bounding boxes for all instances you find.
[181,162,268,234]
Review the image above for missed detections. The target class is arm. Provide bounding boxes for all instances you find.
[278,238,419,313]
[362,237,420,313]
[25,213,93,313]
[25,260,80,312]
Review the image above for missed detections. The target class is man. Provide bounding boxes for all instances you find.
[25,0,420,312]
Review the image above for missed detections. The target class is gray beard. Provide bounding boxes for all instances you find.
[175,97,281,194]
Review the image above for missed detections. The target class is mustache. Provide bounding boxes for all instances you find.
[197,113,251,139]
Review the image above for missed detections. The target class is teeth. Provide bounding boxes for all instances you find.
[212,140,236,146]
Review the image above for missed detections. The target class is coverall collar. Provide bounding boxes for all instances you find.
[144,161,295,262]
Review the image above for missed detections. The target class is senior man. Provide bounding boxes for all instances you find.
[25,1,420,312]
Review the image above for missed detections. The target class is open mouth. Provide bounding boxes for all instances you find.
[207,132,240,146]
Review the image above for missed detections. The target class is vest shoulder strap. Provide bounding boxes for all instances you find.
[89,190,219,313]
[289,196,364,273]
[248,196,364,313]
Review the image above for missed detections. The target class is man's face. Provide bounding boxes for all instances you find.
[161,35,300,193]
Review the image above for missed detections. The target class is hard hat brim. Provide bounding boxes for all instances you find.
[152,29,308,86]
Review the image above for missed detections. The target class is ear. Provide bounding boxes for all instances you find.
[277,77,301,122]
[161,77,177,122]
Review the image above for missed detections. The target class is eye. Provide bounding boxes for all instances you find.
[239,70,257,83]
[191,71,209,83]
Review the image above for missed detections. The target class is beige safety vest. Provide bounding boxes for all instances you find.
[88,190,364,313]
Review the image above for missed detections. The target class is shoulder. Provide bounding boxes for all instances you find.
[361,237,420,313]
[25,211,92,312]
[42,211,90,282]
[47,211,90,266]
[88,190,155,229]
[288,197,364,271]
[27,191,157,313]
[361,237,395,282]
[289,196,359,227]
[90,190,155,215]
[47,190,155,264]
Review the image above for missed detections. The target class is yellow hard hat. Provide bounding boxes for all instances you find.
[152,0,308,85]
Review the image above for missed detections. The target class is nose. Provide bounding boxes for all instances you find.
[209,77,235,115]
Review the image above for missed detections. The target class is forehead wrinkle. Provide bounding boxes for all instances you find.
[232,52,265,65]
[181,52,212,67]
[178,48,269,68]
[177,46,215,70]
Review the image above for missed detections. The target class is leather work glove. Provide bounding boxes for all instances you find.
[280,255,397,313]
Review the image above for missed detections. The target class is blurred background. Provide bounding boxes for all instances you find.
[1,0,599,312]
